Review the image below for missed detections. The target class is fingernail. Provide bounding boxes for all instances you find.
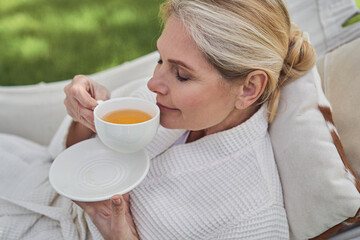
[112,197,121,205]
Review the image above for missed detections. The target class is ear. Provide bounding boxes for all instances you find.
[235,70,268,110]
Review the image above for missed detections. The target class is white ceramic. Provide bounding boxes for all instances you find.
[94,97,159,153]
[49,137,150,202]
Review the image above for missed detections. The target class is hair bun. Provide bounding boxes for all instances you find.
[279,23,316,85]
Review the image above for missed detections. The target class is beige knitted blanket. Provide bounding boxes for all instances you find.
[0,133,103,240]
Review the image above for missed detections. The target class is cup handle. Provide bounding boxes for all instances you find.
[94,100,103,111]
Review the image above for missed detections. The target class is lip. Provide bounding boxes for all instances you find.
[156,102,178,112]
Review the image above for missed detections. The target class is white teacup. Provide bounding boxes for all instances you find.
[94,97,160,153]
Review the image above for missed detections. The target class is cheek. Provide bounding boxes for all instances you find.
[174,90,207,111]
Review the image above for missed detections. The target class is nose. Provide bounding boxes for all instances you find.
[147,74,168,96]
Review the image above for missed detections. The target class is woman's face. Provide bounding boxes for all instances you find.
[147,16,240,131]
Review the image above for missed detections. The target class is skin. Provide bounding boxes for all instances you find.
[74,194,139,240]
[148,16,268,142]
[64,15,267,240]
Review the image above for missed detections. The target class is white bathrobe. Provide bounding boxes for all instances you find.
[0,85,289,239]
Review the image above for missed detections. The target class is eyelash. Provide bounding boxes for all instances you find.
[157,58,190,82]
[176,72,189,82]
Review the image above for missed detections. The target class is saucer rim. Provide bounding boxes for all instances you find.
[49,138,150,202]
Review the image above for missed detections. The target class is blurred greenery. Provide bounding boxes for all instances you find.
[0,0,163,86]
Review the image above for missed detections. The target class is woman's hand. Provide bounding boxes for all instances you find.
[64,75,110,132]
[75,194,139,240]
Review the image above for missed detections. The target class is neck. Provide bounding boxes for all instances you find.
[186,105,260,143]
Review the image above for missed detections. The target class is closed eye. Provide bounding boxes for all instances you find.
[176,72,189,82]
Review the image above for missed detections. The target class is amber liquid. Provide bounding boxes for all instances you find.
[102,109,152,124]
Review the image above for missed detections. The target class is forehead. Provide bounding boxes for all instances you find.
[157,16,207,65]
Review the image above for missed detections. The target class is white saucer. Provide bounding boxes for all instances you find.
[49,137,149,202]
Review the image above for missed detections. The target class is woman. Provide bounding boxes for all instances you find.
[64,0,316,239]
[0,0,315,239]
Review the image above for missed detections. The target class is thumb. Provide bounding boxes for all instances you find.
[111,194,125,218]
[93,82,111,102]
[110,195,127,234]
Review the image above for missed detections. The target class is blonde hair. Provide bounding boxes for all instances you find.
[160,0,316,122]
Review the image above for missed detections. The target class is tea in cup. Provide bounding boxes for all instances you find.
[94,97,160,153]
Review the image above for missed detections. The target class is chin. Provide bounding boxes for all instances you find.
[159,117,182,130]
[160,120,176,129]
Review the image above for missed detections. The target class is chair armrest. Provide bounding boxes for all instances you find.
[0,51,158,146]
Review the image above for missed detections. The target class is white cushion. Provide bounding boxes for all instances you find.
[269,65,360,239]
[317,38,360,181]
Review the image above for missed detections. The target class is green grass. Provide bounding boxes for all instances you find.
[0,0,163,86]
[342,13,360,28]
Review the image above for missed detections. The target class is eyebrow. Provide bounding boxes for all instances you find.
[156,41,195,72]
[168,59,194,71]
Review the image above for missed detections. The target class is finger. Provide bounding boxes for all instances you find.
[77,103,95,124]
[72,84,98,110]
[123,193,130,202]
[110,195,127,234]
[64,97,76,118]
[121,194,138,235]
[111,195,125,219]
[65,91,97,127]
[67,105,97,133]
[66,75,98,110]
[79,115,96,133]
[86,78,111,102]
[111,195,139,239]
[76,115,95,133]
[64,87,91,118]
[93,86,111,104]
[73,201,96,216]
